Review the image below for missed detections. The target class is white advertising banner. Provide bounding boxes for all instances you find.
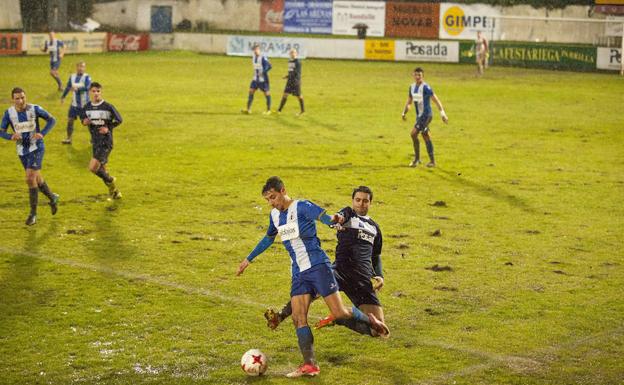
[227,35,306,58]
[332,1,386,37]
[23,33,107,55]
[395,40,459,63]
[597,47,622,70]
[439,3,501,40]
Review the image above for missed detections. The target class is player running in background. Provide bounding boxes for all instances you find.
[402,67,448,168]
[1,87,59,225]
[60,61,91,144]
[236,177,389,378]
[242,44,272,115]
[277,48,305,116]
[264,186,387,336]
[80,82,123,199]
[476,31,489,76]
[42,31,65,91]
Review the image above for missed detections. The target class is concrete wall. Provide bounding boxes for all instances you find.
[94,0,260,32]
[499,5,606,44]
[0,0,23,29]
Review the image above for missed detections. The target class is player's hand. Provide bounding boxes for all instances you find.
[60,98,64,105]
[32,133,44,141]
[371,276,384,291]
[82,118,91,126]
[440,111,449,124]
[98,126,109,135]
[401,114,407,121]
[11,133,20,141]
[236,259,250,276]
[331,213,345,225]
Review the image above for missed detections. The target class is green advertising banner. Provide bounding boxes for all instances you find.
[459,41,596,72]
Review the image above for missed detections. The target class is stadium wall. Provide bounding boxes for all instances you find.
[0,0,22,30]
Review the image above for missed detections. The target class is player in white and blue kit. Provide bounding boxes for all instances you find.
[60,61,91,144]
[241,44,272,114]
[402,67,448,168]
[1,88,59,225]
[42,31,65,91]
[236,177,389,378]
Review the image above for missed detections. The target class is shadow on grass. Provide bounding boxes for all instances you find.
[64,143,92,171]
[88,199,138,263]
[432,168,538,214]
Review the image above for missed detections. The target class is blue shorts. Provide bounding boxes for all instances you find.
[414,115,432,133]
[68,106,82,119]
[291,262,339,298]
[19,148,44,170]
[50,60,61,70]
[250,80,269,92]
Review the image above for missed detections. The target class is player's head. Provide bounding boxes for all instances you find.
[352,186,373,216]
[262,176,289,211]
[89,82,103,102]
[48,31,55,39]
[413,67,424,83]
[477,30,482,38]
[76,61,86,74]
[289,48,298,59]
[11,87,26,110]
[252,44,260,55]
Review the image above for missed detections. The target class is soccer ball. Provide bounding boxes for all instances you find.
[240,349,268,376]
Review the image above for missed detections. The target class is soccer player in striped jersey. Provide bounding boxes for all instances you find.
[41,31,65,91]
[80,82,123,199]
[277,48,305,116]
[236,177,389,378]
[1,88,59,225]
[241,44,272,114]
[402,67,448,168]
[60,61,91,144]
[264,186,387,336]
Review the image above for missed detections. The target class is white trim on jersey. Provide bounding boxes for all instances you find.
[271,201,313,272]
[410,82,426,118]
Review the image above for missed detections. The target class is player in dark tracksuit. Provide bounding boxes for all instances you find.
[277,48,305,115]
[264,186,388,337]
[80,82,123,199]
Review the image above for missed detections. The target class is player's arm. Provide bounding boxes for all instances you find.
[371,226,384,290]
[304,200,343,227]
[236,234,276,276]
[59,41,65,58]
[61,77,72,101]
[263,57,272,73]
[0,112,16,140]
[431,94,448,123]
[35,106,56,138]
[108,105,123,130]
[41,41,48,53]
[402,87,413,120]
[83,76,92,91]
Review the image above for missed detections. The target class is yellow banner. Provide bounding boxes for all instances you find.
[365,39,395,61]
[23,33,107,55]
[595,0,624,4]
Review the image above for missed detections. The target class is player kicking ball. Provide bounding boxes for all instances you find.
[236,177,389,378]
[402,67,448,168]
[80,82,123,199]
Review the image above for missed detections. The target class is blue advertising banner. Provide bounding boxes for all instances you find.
[284,0,333,34]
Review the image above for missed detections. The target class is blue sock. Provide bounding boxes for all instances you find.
[247,94,254,110]
[351,306,370,324]
[426,140,434,163]
[266,95,271,110]
[296,326,315,364]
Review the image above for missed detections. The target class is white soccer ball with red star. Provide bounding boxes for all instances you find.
[241,349,268,376]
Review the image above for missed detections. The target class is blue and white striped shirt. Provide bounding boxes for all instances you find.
[44,39,64,63]
[62,73,91,108]
[0,104,55,155]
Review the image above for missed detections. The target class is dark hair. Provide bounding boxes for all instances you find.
[352,186,373,202]
[11,87,24,97]
[89,82,102,89]
[262,176,284,195]
[414,67,424,74]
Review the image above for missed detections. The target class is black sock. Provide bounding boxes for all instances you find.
[412,137,420,160]
[38,182,54,201]
[426,140,435,163]
[29,187,38,215]
[278,96,287,112]
[66,120,74,139]
[336,318,373,336]
[95,167,113,184]
[279,301,293,321]
[299,98,305,113]
[53,74,62,88]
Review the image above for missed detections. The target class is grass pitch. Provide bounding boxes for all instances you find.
[0,51,623,384]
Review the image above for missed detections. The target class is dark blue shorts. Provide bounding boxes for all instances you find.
[50,60,61,70]
[19,148,44,170]
[250,80,269,92]
[68,106,82,119]
[291,262,339,298]
[414,115,432,133]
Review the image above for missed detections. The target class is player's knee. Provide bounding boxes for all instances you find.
[88,164,98,173]
[291,312,308,327]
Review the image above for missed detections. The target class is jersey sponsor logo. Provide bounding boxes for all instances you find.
[358,229,375,244]
[278,221,300,241]
[90,119,106,126]
[14,121,35,134]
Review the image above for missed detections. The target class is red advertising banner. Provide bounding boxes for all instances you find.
[260,0,284,32]
[0,33,22,55]
[107,33,150,52]
[385,2,439,39]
